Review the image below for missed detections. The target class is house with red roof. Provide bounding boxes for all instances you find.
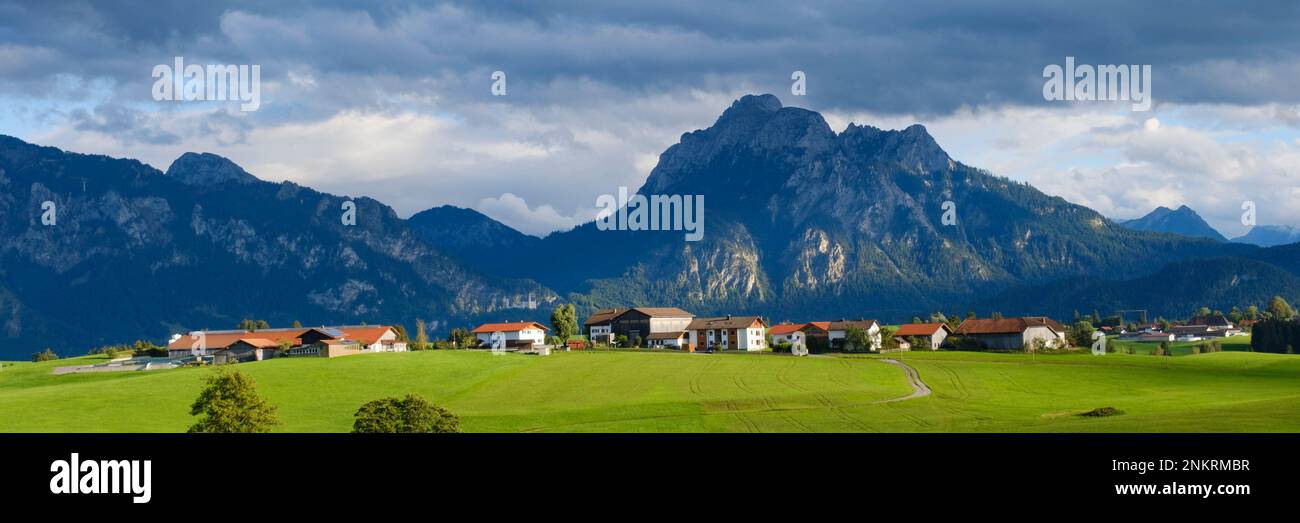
[768,323,808,348]
[166,324,408,362]
[894,323,953,351]
[470,321,549,349]
[953,317,1067,351]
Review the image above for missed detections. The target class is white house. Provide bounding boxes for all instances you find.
[471,321,549,349]
[893,323,953,351]
[827,320,882,352]
[768,323,807,348]
[336,326,409,352]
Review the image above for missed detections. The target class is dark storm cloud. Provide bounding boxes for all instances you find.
[2,0,1299,118]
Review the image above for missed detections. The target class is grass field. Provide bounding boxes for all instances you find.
[2,348,1298,432]
[1108,334,1254,356]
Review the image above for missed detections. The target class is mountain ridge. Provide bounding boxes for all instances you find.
[1118,205,1227,242]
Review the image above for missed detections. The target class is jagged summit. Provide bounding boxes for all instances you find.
[165,152,258,185]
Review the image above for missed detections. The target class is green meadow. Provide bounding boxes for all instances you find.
[1108,334,1254,356]
[1,348,1298,432]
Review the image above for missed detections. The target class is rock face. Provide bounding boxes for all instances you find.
[0,135,553,358]
[505,94,1263,321]
[165,152,259,185]
[1119,205,1227,242]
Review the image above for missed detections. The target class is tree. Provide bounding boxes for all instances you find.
[1268,296,1296,320]
[1069,321,1096,348]
[1246,305,1260,321]
[844,327,871,352]
[911,316,923,324]
[414,319,430,350]
[449,328,475,348]
[255,319,270,330]
[550,304,579,340]
[292,320,302,328]
[392,324,410,342]
[878,327,899,352]
[32,348,59,362]
[991,312,1003,320]
[352,394,461,433]
[616,334,629,348]
[1197,306,1212,318]
[187,369,279,433]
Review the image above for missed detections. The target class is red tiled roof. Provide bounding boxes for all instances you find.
[955,317,1066,335]
[233,338,279,349]
[167,330,306,350]
[805,321,831,332]
[768,323,806,335]
[894,323,951,337]
[471,321,549,334]
[337,326,395,345]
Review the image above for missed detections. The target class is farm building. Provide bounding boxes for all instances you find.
[954,317,1068,350]
[607,307,695,346]
[471,321,549,349]
[894,323,953,351]
[167,325,408,361]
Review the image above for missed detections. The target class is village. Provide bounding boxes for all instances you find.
[57,305,1242,370]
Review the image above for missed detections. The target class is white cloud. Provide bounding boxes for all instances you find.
[477,192,593,236]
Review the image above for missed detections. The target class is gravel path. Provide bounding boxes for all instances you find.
[877,358,932,403]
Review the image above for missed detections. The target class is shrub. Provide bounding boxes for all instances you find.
[1078,407,1124,417]
[32,348,59,362]
[352,394,461,433]
[187,369,279,433]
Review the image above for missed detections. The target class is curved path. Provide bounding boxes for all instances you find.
[876,358,931,403]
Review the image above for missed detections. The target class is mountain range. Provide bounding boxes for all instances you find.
[1233,225,1300,247]
[2,93,1298,359]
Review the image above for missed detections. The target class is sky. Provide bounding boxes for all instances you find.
[1,1,1298,237]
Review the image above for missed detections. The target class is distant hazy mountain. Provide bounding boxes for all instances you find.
[1233,225,1300,247]
[0,136,553,359]
[1118,205,1226,241]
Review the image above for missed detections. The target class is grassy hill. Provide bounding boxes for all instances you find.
[1,349,1298,432]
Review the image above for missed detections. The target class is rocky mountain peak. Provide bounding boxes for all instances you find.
[165,152,258,185]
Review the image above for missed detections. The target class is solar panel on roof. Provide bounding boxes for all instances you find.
[320,327,345,338]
